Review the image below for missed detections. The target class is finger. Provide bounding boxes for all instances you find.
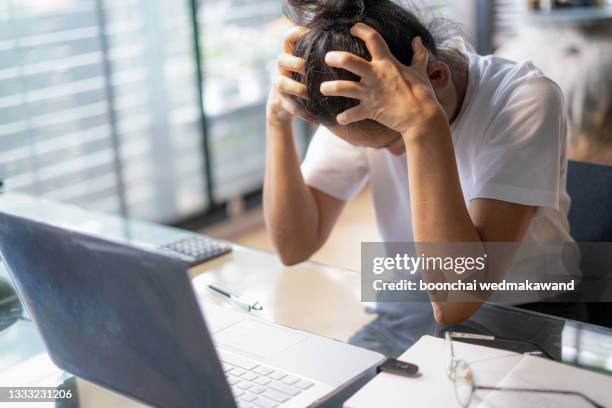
[278,53,305,76]
[280,95,315,122]
[411,37,429,72]
[280,95,299,117]
[283,26,310,54]
[277,76,308,99]
[325,52,371,78]
[337,105,369,126]
[320,81,367,99]
[350,23,390,60]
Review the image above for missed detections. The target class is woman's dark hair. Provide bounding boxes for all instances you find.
[283,0,439,125]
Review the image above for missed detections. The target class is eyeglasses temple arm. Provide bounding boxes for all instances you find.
[449,332,555,360]
[495,336,556,360]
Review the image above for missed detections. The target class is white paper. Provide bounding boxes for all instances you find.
[478,355,612,408]
[344,335,521,408]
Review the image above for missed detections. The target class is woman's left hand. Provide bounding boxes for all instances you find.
[320,23,448,142]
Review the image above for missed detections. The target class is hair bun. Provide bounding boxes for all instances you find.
[283,0,368,29]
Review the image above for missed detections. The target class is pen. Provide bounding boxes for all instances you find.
[208,283,264,312]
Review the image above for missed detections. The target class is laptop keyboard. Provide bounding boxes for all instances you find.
[220,355,315,408]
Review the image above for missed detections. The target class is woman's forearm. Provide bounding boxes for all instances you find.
[264,120,321,264]
[403,123,482,244]
[403,123,485,325]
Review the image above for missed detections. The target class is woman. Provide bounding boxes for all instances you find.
[264,0,579,324]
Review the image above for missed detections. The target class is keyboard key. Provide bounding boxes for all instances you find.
[296,379,314,390]
[255,377,271,386]
[232,387,245,398]
[232,368,246,377]
[268,371,286,380]
[242,372,258,381]
[269,381,300,396]
[262,390,290,403]
[240,392,257,402]
[253,366,274,376]
[222,363,234,373]
[282,375,298,385]
[249,385,266,395]
[219,352,259,370]
[228,376,241,385]
[237,380,254,390]
[237,402,254,408]
[254,397,278,408]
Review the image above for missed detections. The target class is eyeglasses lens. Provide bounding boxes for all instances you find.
[454,360,474,408]
[445,332,455,379]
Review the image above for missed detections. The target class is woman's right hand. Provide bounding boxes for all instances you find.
[266,26,311,127]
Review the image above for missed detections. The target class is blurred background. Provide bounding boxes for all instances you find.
[1,0,611,270]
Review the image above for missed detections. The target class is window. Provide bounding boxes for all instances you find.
[0,1,121,212]
[197,0,293,202]
[0,0,457,224]
[105,0,208,221]
[0,0,207,223]
[492,0,612,50]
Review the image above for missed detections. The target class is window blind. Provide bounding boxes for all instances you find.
[0,0,208,222]
[0,1,119,211]
[104,0,207,221]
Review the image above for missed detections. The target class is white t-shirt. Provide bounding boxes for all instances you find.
[301,53,579,298]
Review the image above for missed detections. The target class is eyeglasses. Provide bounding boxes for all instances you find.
[444,331,603,408]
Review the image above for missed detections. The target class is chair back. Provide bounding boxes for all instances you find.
[567,161,612,243]
[567,160,612,328]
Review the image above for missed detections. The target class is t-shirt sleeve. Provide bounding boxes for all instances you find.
[470,77,566,210]
[301,126,369,201]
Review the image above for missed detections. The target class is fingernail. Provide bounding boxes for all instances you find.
[415,37,423,46]
[325,52,338,63]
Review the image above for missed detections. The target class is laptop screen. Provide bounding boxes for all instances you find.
[0,212,236,408]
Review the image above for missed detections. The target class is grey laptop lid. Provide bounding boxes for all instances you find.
[0,211,237,408]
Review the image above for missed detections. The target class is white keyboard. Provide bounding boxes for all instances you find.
[220,353,315,408]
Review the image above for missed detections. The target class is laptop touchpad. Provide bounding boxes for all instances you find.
[213,320,307,359]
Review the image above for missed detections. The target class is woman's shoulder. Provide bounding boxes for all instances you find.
[457,53,566,152]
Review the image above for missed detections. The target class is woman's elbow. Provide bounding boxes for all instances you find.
[274,241,315,266]
[433,309,468,326]
[277,250,309,266]
[432,302,481,326]
[269,229,320,266]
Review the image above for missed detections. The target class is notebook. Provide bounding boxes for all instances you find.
[344,335,612,408]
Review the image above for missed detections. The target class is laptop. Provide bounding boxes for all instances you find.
[0,212,383,408]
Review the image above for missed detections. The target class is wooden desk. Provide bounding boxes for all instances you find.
[189,246,374,343]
